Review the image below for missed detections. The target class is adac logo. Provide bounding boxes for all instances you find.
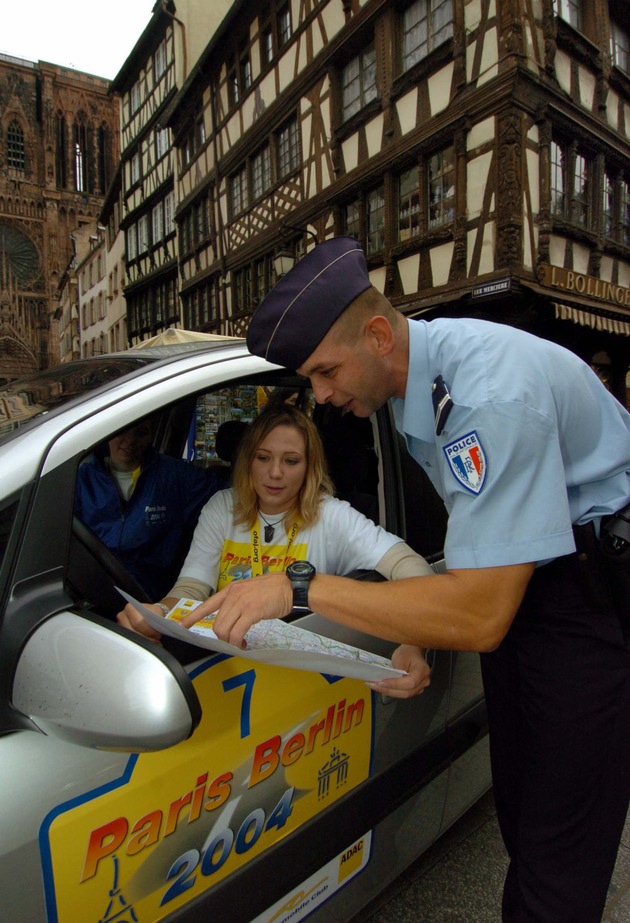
[443,431,487,494]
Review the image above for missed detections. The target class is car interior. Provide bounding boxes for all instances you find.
[66,368,447,648]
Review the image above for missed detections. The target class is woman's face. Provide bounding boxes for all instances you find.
[108,421,153,472]
[251,424,307,515]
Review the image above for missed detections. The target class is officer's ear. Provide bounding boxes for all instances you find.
[365,315,395,356]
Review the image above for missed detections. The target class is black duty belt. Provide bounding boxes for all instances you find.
[601,501,630,556]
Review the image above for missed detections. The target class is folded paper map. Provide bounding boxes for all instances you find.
[117,590,405,682]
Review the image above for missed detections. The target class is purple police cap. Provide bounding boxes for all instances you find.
[246,236,371,368]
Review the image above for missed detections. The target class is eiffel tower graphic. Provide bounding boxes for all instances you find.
[97,855,138,923]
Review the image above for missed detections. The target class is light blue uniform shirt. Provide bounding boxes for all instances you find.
[392,318,630,569]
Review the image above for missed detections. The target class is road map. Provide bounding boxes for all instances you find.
[118,590,405,682]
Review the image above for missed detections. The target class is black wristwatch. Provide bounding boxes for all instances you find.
[286,561,316,615]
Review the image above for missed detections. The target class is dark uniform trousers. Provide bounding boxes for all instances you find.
[480,522,630,923]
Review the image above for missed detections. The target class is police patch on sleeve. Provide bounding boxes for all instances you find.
[443,431,487,494]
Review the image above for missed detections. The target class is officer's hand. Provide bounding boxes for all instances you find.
[366,644,432,699]
[180,573,292,647]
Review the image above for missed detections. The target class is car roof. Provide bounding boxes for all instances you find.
[0,340,274,496]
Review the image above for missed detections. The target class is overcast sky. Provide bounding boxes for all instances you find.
[2,0,155,80]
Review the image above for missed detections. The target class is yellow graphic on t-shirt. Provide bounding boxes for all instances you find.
[218,538,309,590]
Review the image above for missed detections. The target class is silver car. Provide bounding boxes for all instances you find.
[0,339,490,923]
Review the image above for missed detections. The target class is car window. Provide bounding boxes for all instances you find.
[0,500,18,574]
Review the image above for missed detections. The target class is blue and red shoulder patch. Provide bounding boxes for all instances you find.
[443,431,487,494]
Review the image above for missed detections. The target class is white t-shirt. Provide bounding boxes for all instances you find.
[179,488,402,592]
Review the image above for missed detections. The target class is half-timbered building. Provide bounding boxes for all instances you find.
[162,0,629,404]
[109,0,231,347]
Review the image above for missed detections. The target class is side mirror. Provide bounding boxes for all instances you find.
[11,612,201,751]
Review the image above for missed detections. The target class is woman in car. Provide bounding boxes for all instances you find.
[118,402,433,696]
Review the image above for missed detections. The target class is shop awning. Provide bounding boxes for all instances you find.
[554,303,630,337]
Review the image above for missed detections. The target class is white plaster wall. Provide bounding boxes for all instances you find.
[428,62,454,115]
[467,116,495,151]
[396,87,419,136]
[578,67,596,113]
[342,133,359,172]
[555,50,572,95]
[606,90,619,131]
[573,243,590,275]
[468,152,493,220]
[550,235,567,267]
[366,113,384,158]
[600,256,614,283]
[476,27,499,86]
[431,241,454,286]
[398,252,421,295]
[369,266,387,292]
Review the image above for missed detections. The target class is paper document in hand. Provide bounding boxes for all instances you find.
[117,590,405,682]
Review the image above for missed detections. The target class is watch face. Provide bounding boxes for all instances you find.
[288,561,315,580]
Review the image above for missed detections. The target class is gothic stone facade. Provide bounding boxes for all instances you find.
[0,54,118,382]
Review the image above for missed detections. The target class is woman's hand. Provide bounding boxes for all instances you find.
[180,573,292,646]
[365,644,432,699]
[117,602,165,643]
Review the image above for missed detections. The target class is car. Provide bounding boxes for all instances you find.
[0,338,490,923]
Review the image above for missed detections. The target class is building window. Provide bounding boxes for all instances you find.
[240,42,252,93]
[130,81,141,115]
[399,167,421,240]
[621,179,630,247]
[554,0,581,30]
[138,215,150,253]
[261,20,273,66]
[277,116,300,178]
[342,45,378,121]
[252,145,272,199]
[603,171,615,237]
[156,127,169,160]
[73,119,88,192]
[152,202,164,244]
[56,113,67,188]
[551,140,590,227]
[610,19,629,74]
[233,266,252,313]
[428,145,455,228]
[131,150,141,185]
[367,186,385,255]
[344,199,361,239]
[6,120,25,170]
[278,4,292,47]
[231,167,249,216]
[402,0,453,71]
[165,192,176,235]
[154,38,167,81]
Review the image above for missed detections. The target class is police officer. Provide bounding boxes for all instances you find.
[186,237,630,923]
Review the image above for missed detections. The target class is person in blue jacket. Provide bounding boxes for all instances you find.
[75,416,220,600]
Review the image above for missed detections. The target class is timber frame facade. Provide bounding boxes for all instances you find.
[163,0,629,402]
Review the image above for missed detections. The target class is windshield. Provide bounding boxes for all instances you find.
[0,356,157,438]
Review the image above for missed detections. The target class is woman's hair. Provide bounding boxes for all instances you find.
[232,402,334,530]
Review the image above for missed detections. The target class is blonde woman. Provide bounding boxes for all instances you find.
[119,403,433,697]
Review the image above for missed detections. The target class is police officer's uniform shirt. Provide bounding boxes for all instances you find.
[393,318,630,569]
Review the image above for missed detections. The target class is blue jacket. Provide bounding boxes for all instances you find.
[75,447,220,599]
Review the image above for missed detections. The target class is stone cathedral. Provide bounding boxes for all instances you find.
[0,54,118,382]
